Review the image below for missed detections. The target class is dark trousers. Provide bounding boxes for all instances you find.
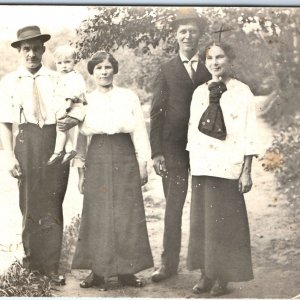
[14,123,69,273]
[160,146,189,273]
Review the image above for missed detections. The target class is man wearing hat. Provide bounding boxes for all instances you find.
[150,8,211,282]
[0,25,82,284]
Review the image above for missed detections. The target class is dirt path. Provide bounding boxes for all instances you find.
[0,115,299,298]
[53,116,299,298]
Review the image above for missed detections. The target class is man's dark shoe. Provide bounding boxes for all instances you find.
[151,265,176,282]
[118,274,145,287]
[192,275,214,294]
[209,279,228,297]
[46,272,66,285]
[80,272,106,290]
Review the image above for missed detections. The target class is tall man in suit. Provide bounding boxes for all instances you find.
[150,8,211,282]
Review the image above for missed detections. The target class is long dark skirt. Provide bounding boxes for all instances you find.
[14,123,69,273]
[72,133,153,277]
[187,176,254,282]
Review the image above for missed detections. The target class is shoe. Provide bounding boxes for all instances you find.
[80,272,106,290]
[47,151,64,165]
[192,275,214,294]
[46,272,66,285]
[61,150,77,165]
[209,279,228,297]
[118,274,145,287]
[151,265,176,282]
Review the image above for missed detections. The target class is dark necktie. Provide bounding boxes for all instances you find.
[186,60,196,83]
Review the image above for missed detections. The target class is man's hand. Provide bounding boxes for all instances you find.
[153,154,167,177]
[57,116,79,132]
[8,157,22,179]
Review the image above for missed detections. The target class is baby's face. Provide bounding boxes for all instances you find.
[55,54,76,74]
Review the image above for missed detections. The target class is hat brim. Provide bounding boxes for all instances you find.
[172,17,202,28]
[11,34,51,48]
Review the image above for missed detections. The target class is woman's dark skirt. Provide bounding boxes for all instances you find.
[72,133,153,277]
[187,176,254,282]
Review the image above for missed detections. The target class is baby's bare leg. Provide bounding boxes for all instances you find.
[65,127,75,153]
[54,127,67,153]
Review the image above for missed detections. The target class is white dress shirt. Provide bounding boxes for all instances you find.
[79,85,150,163]
[187,78,259,179]
[0,66,85,124]
[0,66,61,125]
[179,51,199,77]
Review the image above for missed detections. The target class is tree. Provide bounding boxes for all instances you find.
[74,7,300,106]
[75,6,179,60]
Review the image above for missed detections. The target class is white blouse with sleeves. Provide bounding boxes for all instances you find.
[78,85,150,163]
[187,78,259,180]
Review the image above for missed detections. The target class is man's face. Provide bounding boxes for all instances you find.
[176,21,201,56]
[18,39,45,72]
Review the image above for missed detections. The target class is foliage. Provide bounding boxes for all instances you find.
[263,87,300,125]
[0,41,19,79]
[60,214,81,272]
[75,6,179,59]
[0,260,52,297]
[74,7,300,99]
[264,112,300,214]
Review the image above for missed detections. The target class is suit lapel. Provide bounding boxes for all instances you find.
[194,55,211,86]
[194,55,204,82]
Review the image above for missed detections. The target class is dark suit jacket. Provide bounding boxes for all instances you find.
[150,55,211,158]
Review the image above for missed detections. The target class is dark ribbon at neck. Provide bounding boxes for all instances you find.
[198,81,227,140]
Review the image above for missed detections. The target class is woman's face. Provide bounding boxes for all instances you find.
[205,45,230,78]
[93,59,114,87]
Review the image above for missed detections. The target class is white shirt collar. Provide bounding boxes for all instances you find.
[179,51,199,63]
[16,65,54,78]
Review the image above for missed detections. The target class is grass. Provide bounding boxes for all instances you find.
[0,215,82,296]
[0,260,52,296]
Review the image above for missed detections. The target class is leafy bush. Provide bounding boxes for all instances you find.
[263,88,300,125]
[0,260,52,297]
[264,112,300,215]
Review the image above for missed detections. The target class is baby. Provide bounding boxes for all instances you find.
[47,45,87,165]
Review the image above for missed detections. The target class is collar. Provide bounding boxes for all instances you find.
[207,77,234,88]
[16,65,54,78]
[179,51,199,63]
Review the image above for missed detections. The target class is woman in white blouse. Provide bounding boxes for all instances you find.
[186,42,258,297]
[71,51,153,290]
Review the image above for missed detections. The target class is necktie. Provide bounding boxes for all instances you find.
[32,76,46,127]
[186,60,196,83]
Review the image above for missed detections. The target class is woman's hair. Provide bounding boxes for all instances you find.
[87,51,119,75]
[53,45,77,61]
[204,41,236,61]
